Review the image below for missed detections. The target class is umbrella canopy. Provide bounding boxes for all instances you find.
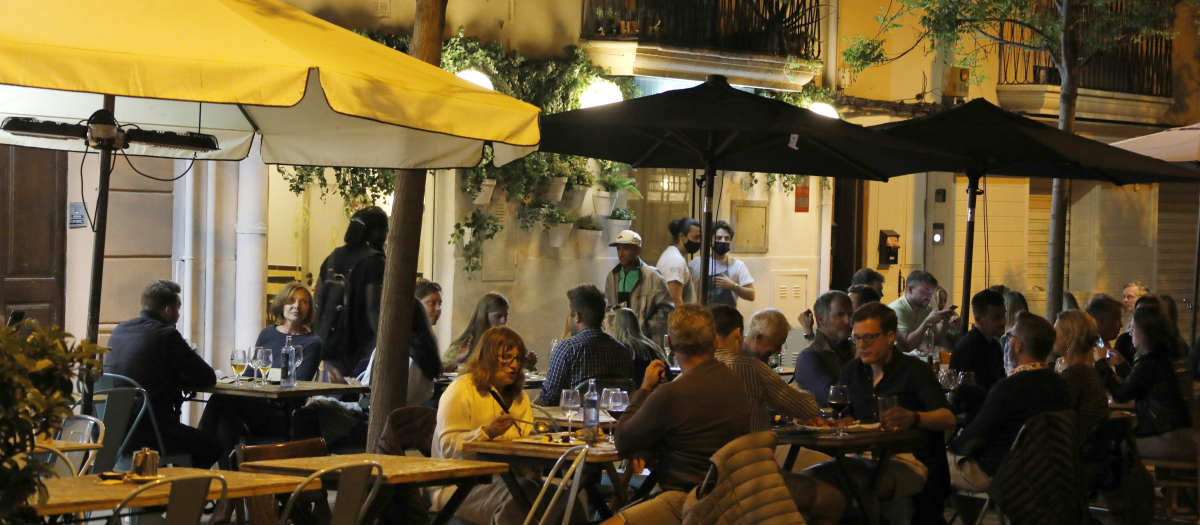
[873,99,1200,320]
[540,75,966,303]
[0,0,540,168]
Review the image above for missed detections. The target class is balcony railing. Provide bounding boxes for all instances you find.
[582,0,822,59]
[998,22,1172,98]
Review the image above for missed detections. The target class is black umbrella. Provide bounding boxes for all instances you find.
[873,99,1200,320]
[540,75,967,304]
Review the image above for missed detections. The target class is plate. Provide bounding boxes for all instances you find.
[515,432,594,447]
[794,422,881,434]
[127,474,166,484]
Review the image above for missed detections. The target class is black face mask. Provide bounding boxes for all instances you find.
[684,240,701,254]
[713,241,731,256]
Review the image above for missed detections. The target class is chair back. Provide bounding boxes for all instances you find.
[278,461,383,525]
[377,407,437,457]
[108,474,228,525]
[231,437,328,470]
[987,410,1088,525]
[33,444,78,477]
[523,445,589,525]
[98,374,173,457]
[573,377,637,394]
[90,387,144,473]
[59,414,103,475]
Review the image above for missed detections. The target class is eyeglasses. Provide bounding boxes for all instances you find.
[849,332,890,345]
[498,353,521,365]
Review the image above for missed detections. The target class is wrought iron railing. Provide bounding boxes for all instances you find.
[581,0,822,59]
[998,22,1172,97]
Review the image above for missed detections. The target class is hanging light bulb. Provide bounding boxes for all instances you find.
[580,79,624,108]
[808,102,839,119]
[456,70,493,91]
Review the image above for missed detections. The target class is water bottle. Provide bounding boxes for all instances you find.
[921,325,936,355]
[582,379,600,443]
[280,340,296,388]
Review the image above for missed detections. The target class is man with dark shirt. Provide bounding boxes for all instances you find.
[950,289,1007,391]
[315,206,388,377]
[796,291,856,406]
[105,280,220,468]
[949,312,1069,522]
[538,285,632,406]
[807,302,956,524]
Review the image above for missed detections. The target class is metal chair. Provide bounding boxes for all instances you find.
[33,444,78,477]
[231,438,330,525]
[277,461,383,525]
[107,474,228,525]
[523,445,589,525]
[96,373,191,469]
[59,414,104,475]
[90,387,142,473]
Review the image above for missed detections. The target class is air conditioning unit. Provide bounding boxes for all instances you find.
[942,66,970,98]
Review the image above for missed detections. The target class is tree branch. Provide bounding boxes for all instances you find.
[963,18,1053,42]
[975,29,1047,52]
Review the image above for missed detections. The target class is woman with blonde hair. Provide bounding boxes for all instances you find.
[1001,291,1029,373]
[604,308,668,383]
[1051,310,1108,443]
[433,326,577,524]
[442,292,510,372]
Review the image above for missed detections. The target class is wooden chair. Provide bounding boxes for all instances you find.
[107,474,227,525]
[1142,431,1200,520]
[231,438,330,525]
[376,407,437,458]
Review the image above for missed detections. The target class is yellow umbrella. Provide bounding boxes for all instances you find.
[0,0,540,167]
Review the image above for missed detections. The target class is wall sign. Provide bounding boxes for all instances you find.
[795,182,810,213]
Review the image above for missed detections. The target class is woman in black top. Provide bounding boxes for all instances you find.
[1096,304,1194,461]
[199,283,323,468]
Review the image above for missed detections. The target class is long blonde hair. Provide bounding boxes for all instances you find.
[462,326,527,398]
[1004,291,1029,332]
[1055,309,1098,357]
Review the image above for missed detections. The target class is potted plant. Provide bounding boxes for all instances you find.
[450,210,502,278]
[574,214,605,255]
[472,178,498,205]
[546,207,575,248]
[1,321,103,522]
[606,206,635,241]
[594,172,642,216]
[546,176,569,202]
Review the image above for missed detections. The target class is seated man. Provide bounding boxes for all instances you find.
[949,289,1008,391]
[105,280,221,468]
[851,268,886,295]
[796,291,856,406]
[806,302,956,524]
[539,284,632,406]
[742,308,791,365]
[948,312,1069,522]
[848,284,883,311]
[889,270,958,352]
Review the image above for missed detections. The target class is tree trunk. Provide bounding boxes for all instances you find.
[365,0,449,452]
[1045,1,1078,318]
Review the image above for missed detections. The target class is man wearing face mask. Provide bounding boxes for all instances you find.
[657,217,701,306]
[688,221,755,308]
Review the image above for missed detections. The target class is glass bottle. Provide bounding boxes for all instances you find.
[280,336,296,388]
[583,379,600,442]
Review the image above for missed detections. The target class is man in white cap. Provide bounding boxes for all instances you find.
[605,230,675,345]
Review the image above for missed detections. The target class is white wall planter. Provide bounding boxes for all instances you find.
[473,179,497,205]
[576,229,603,256]
[563,188,588,210]
[593,190,619,216]
[546,177,568,202]
[605,218,631,244]
[547,223,573,248]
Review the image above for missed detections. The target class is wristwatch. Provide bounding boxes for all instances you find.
[803,332,815,341]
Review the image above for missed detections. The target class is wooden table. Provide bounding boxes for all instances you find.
[534,405,617,430]
[34,467,316,520]
[240,453,508,525]
[36,439,103,453]
[192,381,370,400]
[463,439,626,519]
[775,428,922,525]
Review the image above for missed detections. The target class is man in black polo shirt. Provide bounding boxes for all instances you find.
[807,302,956,524]
[949,289,1008,391]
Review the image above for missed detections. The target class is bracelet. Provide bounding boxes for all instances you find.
[912,411,922,428]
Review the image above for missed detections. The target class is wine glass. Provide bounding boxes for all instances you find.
[290,345,304,382]
[253,347,270,387]
[827,385,851,437]
[561,390,581,433]
[230,349,248,387]
[958,371,976,387]
[600,388,616,412]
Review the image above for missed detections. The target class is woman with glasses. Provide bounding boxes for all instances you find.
[432,326,579,524]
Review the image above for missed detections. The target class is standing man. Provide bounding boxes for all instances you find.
[657,217,701,306]
[689,221,755,307]
[539,285,632,406]
[795,291,856,405]
[949,290,1008,391]
[605,230,675,344]
[314,206,388,377]
[851,268,886,295]
[106,280,221,468]
[889,270,958,351]
[743,308,791,365]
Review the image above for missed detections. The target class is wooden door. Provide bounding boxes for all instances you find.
[0,146,67,328]
[830,177,866,290]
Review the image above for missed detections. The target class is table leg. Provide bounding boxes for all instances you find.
[834,454,880,525]
[583,468,614,520]
[782,445,801,471]
[501,470,534,514]
[603,462,629,508]
[246,495,278,525]
[431,480,478,525]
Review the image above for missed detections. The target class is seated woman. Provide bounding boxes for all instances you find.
[199,282,322,468]
[442,292,509,373]
[1097,303,1195,461]
[1051,310,1109,451]
[604,308,668,383]
[433,326,577,525]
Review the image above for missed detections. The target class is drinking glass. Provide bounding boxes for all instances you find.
[253,347,270,387]
[958,371,976,387]
[878,396,899,431]
[616,391,629,411]
[561,390,581,433]
[600,388,617,411]
[291,345,304,381]
[827,385,851,437]
[230,349,248,387]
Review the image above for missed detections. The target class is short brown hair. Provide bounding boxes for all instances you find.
[414,278,441,300]
[1013,311,1056,361]
[668,304,716,356]
[709,305,743,337]
[142,280,181,311]
[270,282,315,326]
[1084,293,1123,322]
[851,302,897,334]
[463,326,528,397]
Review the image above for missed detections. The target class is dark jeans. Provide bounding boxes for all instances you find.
[127,422,222,470]
[198,394,296,469]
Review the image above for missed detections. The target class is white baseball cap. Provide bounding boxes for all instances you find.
[609,230,642,247]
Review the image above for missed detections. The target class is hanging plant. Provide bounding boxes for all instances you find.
[609,207,635,221]
[517,200,576,231]
[450,210,503,278]
[596,173,643,199]
[276,165,397,215]
[575,214,605,231]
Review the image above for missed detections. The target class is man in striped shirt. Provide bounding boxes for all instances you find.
[711,306,818,431]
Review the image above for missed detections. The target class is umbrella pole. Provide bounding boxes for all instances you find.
[82,95,116,416]
[960,170,984,324]
[1192,191,1200,344]
[699,161,716,306]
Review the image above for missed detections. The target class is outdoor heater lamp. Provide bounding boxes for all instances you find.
[1,114,219,153]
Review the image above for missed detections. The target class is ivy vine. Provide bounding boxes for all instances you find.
[450,210,504,277]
